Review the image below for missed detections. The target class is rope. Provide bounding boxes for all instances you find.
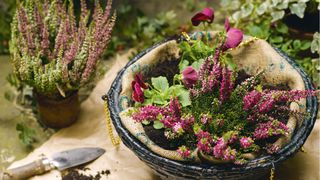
[270,163,275,180]
[102,95,121,147]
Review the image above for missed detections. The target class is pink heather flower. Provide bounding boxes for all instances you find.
[169,97,182,119]
[219,67,233,103]
[191,7,214,26]
[182,66,199,88]
[223,147,237,161]
[161,116,176,128]
[228,132,238,144]
[132,105,163,122]
[197,138,212,154]
[200,114,212,124]
[243,90,262,110]
[172,122,185,135]
[258,97,275,113]
[213,138,227,158]
[195,130,211,140]
[240,137,254,149]
[223,18,243,51]
[132,82,144,103]
[253,120,288,140]
[181,115,195,131]
[177,146,191,158]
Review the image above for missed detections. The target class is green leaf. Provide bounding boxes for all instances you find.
[143,90,153,98]
[246,25,270,38]
[289,3,307,18]
[153,95,167,105]
[16,123,35,146]
[270,36,283,43]
[168,85,184,96]
[191,59,204,70]
[153,121,164,129]
[142,120,150,125]
[271,10,285,22]
[179,60,190,72]
[240,3,254,18]
[293,40,301,49]
[300,41,311,50]
[142,99,153,106]
[178,89,191,107]
[256,2,268,15]
[151,76,169,92]
[276,23,288,34]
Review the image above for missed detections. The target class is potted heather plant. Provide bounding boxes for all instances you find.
[10,0,115,128]
[106,7,318,179]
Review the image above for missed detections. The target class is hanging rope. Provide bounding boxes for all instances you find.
[102,95,121,147]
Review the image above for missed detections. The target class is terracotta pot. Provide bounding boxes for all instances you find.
[35,92,80,129]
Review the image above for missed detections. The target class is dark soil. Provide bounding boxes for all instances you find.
[62,168,110,180]
[235,70,252,86]
[143,124,179,150]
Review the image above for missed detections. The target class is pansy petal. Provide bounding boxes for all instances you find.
[224,28,243,50]
[224,18,230,31]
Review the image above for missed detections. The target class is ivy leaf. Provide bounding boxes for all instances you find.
[311,32,320,54]
[232,11,242,22]
[256,2,268,15]
[153,121,164,129]
[289,3,307,18]
[271,10,285,22]
[16,123,35,146]
[152,76,169,92]
[178,89,191,107]
[240,3,254,18]
[191,59,204,70]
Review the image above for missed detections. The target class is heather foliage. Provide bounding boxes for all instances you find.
[10,0,115,98]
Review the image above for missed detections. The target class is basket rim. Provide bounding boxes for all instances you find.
[106,35,318,172]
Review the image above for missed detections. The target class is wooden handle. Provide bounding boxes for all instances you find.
[0,158,52,180]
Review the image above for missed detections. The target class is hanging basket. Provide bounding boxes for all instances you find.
[106,33,318,179]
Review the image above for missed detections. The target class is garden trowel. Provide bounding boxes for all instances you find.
[0,147,105,180]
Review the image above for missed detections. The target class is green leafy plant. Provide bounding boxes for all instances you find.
[10,0,116,98]
[16,123,36,146]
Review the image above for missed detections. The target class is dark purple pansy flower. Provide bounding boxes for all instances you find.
[131,73,148,103]
[132,82,144,103]
[135,73,148,89]
[223,18,243,51]
[191,7,214,26]
[182,66,199,88]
